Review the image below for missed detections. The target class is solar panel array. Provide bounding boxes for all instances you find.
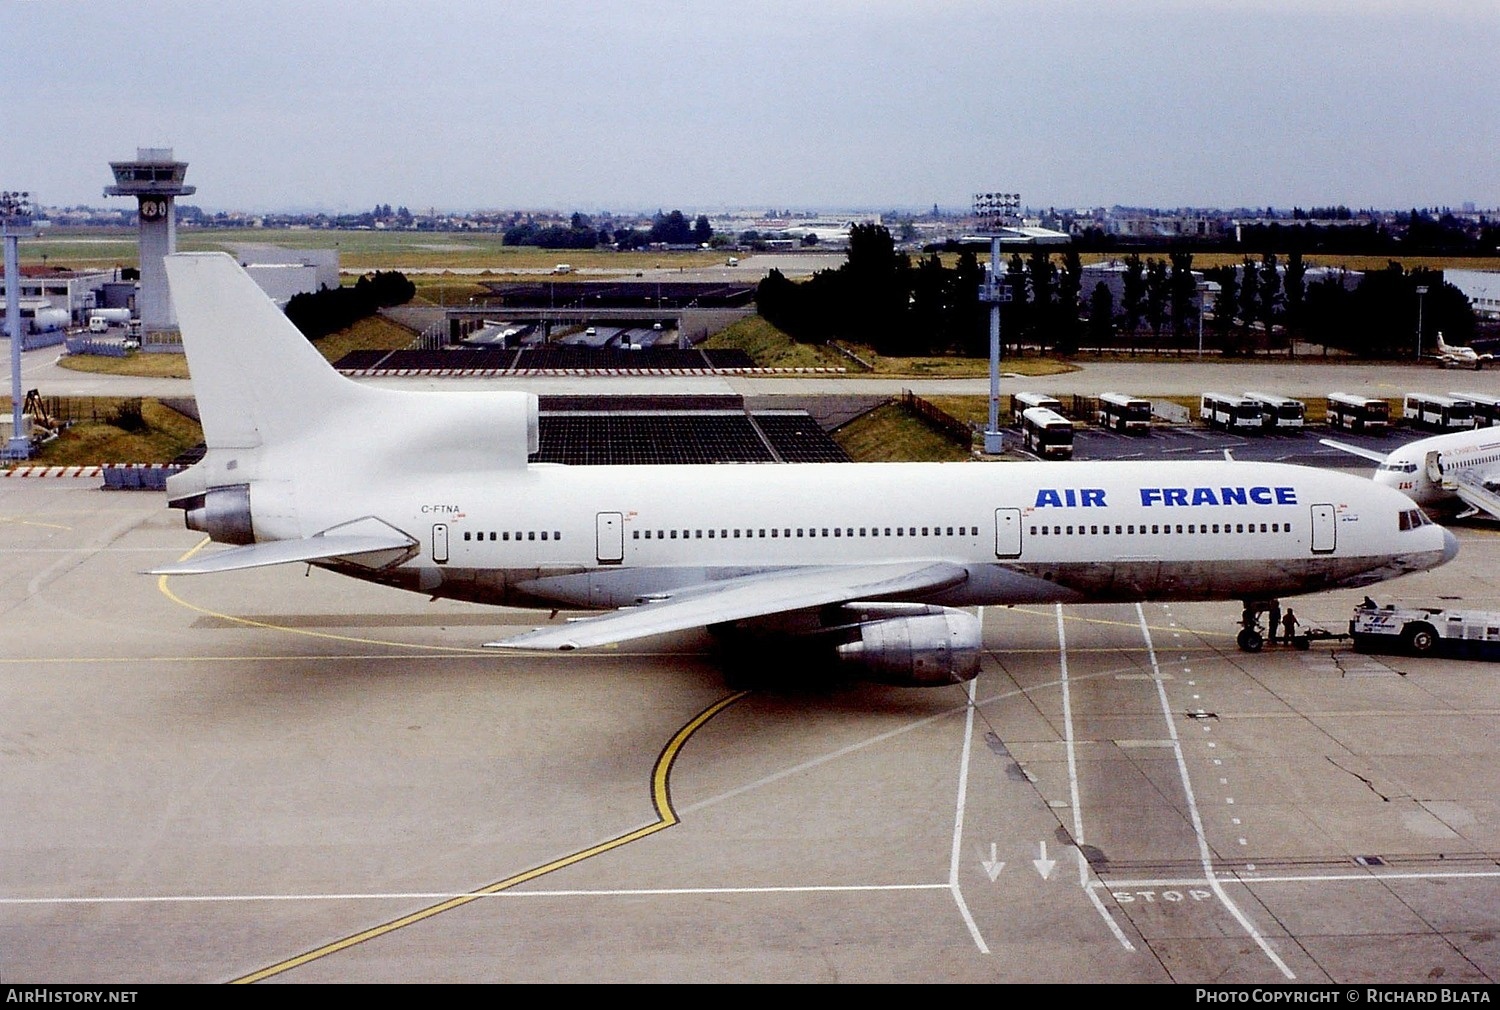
[532,401,851,466]
[751,414,855,463]
[333,346,756,372]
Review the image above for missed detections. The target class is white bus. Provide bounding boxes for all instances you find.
[1450,390,1500,428]
[1010,391,1063,423]
[1243,391,1306,431]
[1200,393,1264,432]
[1097,392,1152,433]
[1326,393,1390,434]
[1020,406,1075,459]
[1403,393,1474,432]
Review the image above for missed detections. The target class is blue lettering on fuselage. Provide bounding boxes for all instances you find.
[1140,486,1298,507]
[1034,488,1108,508]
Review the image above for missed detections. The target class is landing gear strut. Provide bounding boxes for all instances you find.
[1237,598,1282,653]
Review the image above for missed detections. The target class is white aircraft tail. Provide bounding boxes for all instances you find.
[164,253,537,473]
[164,252,364,450]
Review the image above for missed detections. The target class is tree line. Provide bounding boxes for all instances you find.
[755,225,1480,360]
[285,270,416,340]
[503,210,712,250]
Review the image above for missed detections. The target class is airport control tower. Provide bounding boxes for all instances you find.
[105,148,195,334]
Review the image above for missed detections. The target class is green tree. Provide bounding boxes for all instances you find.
[1087,281,1115,351]
[1144,258,1169,348]
[1054,249,1083,354]
[1238,256,1260,349]
[1026,250,1055,352]
[1120,254,1145,352]
[1168,250,1197,348]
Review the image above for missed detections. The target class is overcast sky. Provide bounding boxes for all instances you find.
[3,1,1496,215]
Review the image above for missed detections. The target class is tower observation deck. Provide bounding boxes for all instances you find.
[105,148,195,334]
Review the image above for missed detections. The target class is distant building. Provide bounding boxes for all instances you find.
[230,244,340,307]
[0,266,122,340]
[1445,269,1500,320]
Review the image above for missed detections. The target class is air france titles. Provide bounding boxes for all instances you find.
[1031,487,1299,509]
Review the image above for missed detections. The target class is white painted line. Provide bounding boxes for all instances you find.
[1134,603,1295,980]
[1058,604,1135,952]
[948,660,989,954]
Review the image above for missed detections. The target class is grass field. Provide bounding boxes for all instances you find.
[9,398,203,466]
[55,312,419,379]
[832,401,973,462]
[24,227,724,273]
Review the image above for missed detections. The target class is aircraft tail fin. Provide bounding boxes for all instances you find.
[164,252,364,450]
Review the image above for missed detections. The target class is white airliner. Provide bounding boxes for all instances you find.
[152,254,1457,681]
[1431,332,1493,369]
[1323,426,1500,520]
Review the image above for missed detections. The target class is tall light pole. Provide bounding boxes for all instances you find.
[3,190,35,461]
[974,192,1019,454]
[1415,284,1429,361]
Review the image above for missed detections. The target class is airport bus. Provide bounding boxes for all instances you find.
[1326,393,1391,434]
[1096,392,1152,433]
[1010,391,1063,423]
[1243,391,1306,431]
[1020,406,1075,459]
[1403,393,1474,432]
[1200,393,1264,432]
[1450,391,1500,428]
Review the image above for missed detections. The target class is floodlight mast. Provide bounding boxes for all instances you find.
[3,190,34,461]
[974,192,1019,454]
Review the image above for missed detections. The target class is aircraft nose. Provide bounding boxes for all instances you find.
[1442,526,1460,564]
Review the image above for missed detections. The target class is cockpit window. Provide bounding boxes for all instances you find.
[1397,508,1430,531]
[1378,461,1419,473]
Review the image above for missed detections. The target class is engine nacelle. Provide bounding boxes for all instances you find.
[835,608,982,687]
[174,484,254,545]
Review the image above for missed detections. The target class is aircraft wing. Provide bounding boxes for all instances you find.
[150,529,418,575]
[1450,468,1500,520]
[1318,437,1390,464]
[487,560,970,651]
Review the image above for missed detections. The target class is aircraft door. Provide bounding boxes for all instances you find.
[1425,450,1444,484]
[995,508,1022,558]
[432,523,449,564]
[596,511,624,564]
[1309,504,1336,553]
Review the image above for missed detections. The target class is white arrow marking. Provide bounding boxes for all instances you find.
[981,843,1005,881]
[1033,840,1057,880]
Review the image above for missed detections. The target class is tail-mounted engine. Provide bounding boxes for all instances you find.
[169,484,254,545]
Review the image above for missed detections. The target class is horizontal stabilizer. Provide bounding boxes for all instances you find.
[487,560,969,651]
[1318,437,1389,464]
[151,532,416,575]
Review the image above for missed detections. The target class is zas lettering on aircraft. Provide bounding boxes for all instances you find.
[1138,486,1298,507]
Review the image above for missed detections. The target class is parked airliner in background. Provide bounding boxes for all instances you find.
[1323,426,1500,520]
[151,254,1457,680]
[1431,332,1493,369]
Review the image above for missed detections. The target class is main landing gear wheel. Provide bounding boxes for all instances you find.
[1237,628,1264,653]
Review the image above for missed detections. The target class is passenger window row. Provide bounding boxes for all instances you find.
[462,530,562,542]
[633,525,981,540]
[1029,521,1292,536]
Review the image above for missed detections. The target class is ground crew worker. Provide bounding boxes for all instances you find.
[1282,609,1299,643]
